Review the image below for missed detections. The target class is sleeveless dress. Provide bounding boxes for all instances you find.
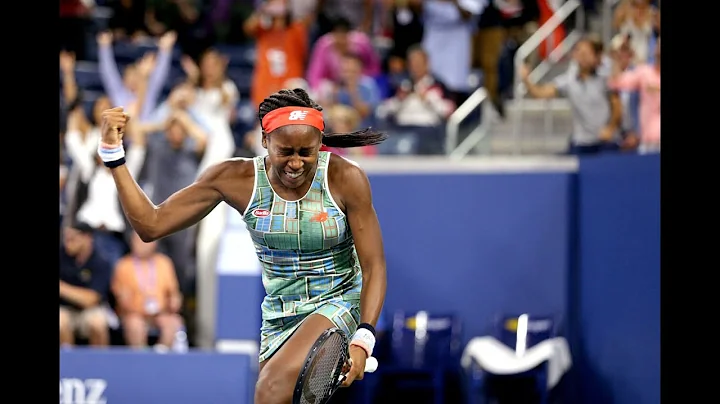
[243,151,362,362]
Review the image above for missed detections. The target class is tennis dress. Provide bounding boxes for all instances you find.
[243,151,362,362]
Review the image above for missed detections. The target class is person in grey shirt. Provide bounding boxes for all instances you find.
[520,36,623,155]
[136,110,208,292]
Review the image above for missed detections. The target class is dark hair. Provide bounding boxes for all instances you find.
[577,35,604,56]
[258,88,387,148]
[406,43,427,58]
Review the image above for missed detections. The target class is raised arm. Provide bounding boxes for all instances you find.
[101,107,226,242]
[97,32,134,107]
[141,32,177,120]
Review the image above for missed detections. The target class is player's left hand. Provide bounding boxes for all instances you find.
[341,345,367,387]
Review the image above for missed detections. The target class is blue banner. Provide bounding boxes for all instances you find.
[60,349,253,404]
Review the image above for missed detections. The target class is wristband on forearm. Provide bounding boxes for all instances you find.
[350,323,376,358]
[98,142,126,168]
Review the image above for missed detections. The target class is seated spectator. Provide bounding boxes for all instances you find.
[325,104,376,156]
[376,45,456,155]
[316,52,381,130]
[60,223,113,347]
[306,17,381,91]
[112,232,184,349]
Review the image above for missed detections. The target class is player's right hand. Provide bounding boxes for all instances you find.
[101,107,130,146]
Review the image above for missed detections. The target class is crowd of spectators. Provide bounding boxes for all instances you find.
[59,0,660,349]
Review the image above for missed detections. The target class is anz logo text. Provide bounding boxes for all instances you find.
[59,378,107,404]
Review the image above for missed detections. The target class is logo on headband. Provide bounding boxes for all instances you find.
[288,110,308,121]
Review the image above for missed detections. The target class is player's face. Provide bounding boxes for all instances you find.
[263,125,322,190]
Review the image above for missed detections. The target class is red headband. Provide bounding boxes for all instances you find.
[261,106,325,133]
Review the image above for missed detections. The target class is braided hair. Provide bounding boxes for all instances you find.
[258,88,388,148]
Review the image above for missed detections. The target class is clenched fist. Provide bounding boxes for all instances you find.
[101,107,130,146]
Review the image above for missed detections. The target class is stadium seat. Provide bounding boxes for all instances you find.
[74,62,105,92]
[215,44,256,69]
[378,311,462,404]
[226,67,253,99]
[462,314,571,404]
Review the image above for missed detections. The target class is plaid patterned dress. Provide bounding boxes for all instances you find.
[243,151,362,362]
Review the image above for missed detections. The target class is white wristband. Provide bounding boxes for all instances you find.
[351,328,376,357]
[97,143,125,163]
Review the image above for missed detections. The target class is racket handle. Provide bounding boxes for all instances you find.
[364,357,378,373]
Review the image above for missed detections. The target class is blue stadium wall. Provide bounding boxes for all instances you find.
[60,154,660,404]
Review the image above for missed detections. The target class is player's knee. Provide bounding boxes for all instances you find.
[255,363,295,404]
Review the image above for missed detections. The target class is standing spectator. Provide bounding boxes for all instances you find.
[383,0,424,84]
[145,0,215,58]
[422,0,487,104]
[613,0,657,64]
[315,0,375,36]
[97,31,176,121]
[244,0,309,108]
[107,0,149,42]
[60,0,94,61]
[520,37,623,155]
[609,38,660,154]
[609,34,640,151]
[60,223,113,347]
[133,110,208,292]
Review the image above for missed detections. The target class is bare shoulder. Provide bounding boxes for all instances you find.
[203,157,258,209]
[327,153,371,206]
[200,157,256,190]
[328,153,369,184]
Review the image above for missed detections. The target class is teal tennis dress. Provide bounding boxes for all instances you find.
[243,151,362,362]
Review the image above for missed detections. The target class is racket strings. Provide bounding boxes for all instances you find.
[301,333,346,404]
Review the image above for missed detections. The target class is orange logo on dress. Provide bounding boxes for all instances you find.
[310,212,329,222]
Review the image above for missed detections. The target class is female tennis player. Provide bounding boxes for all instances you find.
[99,88,387,404]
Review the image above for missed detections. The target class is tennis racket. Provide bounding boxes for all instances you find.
[292,328,379,404]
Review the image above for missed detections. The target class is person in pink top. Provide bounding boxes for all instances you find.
[609,37,661,153]
[306,17,381,91]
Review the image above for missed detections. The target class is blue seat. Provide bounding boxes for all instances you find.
[380,311,461,404]
[465,314,559,404]
[226,67,253,99]
[74,62,105,92]
[214,44,256,69]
